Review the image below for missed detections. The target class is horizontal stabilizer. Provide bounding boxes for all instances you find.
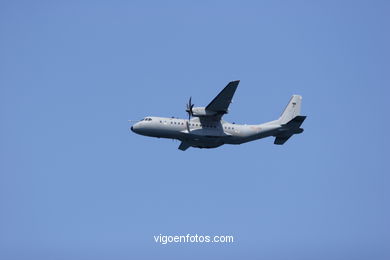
[283,115,306,128]
[274,116,306,145]
[274,135,293,145]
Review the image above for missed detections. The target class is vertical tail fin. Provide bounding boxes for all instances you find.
[278,95,302,124]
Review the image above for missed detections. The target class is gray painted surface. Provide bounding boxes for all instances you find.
[130,81,306,150]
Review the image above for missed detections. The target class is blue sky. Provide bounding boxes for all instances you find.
[0,1,389,259]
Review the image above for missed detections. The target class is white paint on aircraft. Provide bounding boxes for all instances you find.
[130,80,306,151]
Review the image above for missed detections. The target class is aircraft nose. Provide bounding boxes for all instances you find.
[130,123,139,133]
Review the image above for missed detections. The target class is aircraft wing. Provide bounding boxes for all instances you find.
[178,141,191,151]
[206,80,239,118]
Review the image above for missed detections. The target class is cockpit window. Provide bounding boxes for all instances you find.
[143,118,152,121]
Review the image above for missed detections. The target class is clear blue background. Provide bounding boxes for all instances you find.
[1,1,389,259]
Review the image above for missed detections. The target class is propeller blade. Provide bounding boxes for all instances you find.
[185,96,194,121]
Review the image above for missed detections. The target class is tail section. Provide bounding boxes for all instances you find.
[273,95,306,145]
[278,95,302,124]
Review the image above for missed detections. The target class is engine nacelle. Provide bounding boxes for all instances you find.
[191,107,218,117]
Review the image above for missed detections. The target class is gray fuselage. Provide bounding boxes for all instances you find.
[131,116,283,149]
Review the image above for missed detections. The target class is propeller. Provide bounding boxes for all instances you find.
[185,97,194,133]
[185,97,194,121]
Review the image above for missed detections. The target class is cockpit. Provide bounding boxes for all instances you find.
[140,117,152,121]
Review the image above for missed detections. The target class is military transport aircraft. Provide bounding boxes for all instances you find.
[130,80,306,151]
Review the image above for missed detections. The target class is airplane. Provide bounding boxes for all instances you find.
[130,80,306,151]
